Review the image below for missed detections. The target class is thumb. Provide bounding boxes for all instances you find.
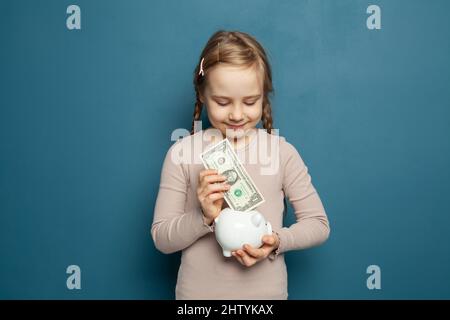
[262,235,275,245]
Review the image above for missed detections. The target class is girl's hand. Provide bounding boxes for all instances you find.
[197,169,230,225]
[232,233,280,267]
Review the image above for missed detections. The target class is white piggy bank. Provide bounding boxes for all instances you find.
[214,208,272,257]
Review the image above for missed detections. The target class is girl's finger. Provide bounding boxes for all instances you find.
[232,252,245,265]
[199,169,218,182]
[237,250,254,267]
[206,192,224,203]
[262,235,275,246]
[243,244,264,259]
[198,170,219,188]
[204,183,230,197]
[203,174,227,185]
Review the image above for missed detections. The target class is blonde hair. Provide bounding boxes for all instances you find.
[191,30,275,135]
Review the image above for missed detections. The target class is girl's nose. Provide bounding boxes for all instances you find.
[229,104,244,121]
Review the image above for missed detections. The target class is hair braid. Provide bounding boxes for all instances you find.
[190,92,203,135]
[261,100,273,135]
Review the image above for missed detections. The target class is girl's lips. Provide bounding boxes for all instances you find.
[227,123,247,130]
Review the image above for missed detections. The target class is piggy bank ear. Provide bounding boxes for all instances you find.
[250,212,263,227]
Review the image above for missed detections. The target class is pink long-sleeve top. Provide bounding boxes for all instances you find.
[151,127,330,299]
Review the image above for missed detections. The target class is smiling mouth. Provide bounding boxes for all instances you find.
[227,123,247,130]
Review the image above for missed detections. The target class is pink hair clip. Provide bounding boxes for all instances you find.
[198,57,205,76]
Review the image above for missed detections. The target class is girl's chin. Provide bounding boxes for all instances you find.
[223,127,248,138]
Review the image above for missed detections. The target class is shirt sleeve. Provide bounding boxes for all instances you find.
[269,139,330,260]
[151,140,214,254]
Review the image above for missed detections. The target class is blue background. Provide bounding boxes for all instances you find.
[1,0,449,299]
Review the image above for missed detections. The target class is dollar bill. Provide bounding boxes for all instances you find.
[200,138,265,212]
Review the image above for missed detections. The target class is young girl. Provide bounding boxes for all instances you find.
[152,30,330,300]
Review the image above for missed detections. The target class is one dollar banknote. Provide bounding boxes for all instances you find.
[200,138,265,212]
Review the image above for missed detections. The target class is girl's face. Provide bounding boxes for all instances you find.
[200,64,263,142]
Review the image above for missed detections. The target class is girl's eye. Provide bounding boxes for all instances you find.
[215,101,256,106]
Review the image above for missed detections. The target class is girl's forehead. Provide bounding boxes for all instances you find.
[206,64,263,96]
